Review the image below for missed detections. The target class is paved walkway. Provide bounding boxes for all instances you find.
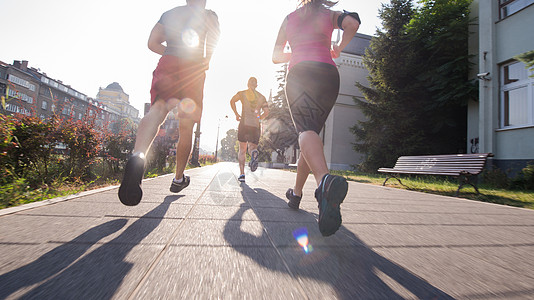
[1,162,533,299]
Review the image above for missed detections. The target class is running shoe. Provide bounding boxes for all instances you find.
[315,174,348,236]
[286,188,302,209]
[118,154,146,206]
[170,175,190,193]
[249,149,259,172]
[238,174,246,182]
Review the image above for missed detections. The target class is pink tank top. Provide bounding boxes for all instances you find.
[286,7,335,69]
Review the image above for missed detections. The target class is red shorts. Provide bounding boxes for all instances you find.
[150,55,206,121]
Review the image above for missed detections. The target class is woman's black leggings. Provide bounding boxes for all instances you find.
[285,61,340,134]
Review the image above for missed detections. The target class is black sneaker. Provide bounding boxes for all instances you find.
[315,174,348,236]
[170,175,190,193]
[249,149,259,172]
[118,154,146,206]
[286,188,302,209]
[238,174,245,182]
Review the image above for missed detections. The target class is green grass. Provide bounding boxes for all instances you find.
[330,170,534,210]
[3,165,534,210]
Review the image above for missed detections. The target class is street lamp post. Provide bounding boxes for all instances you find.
[190,121,201,167]
[214,115,228,162]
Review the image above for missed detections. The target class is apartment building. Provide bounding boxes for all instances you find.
[468,0,534,175]
[0,60,135,132]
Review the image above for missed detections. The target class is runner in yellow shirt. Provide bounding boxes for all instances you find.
[230,77,269,182]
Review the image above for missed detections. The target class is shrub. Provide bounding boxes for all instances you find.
[59,116,101,180]
[481,168,510,189]
[510,161,534,190]
[199,154,216,165]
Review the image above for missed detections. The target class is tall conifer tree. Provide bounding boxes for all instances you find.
[352,0,475,172]
[352,0,419,172]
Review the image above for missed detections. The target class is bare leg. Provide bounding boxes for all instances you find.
[133,100,176,155]
[248,143,258,155]
[238,141,247,175]
[120,98,178,206]
[293,153,311,197]
[174,118,195,180]
[298,130,329,186]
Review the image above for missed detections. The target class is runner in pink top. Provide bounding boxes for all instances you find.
[272,0,360,236]
[286,7,336,69]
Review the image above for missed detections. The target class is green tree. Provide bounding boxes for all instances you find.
[514,50,534,78]
[406,0,476,154]
[219,129,238,161]
[352,0,420,172]
[352,0,475,172]
[261,63,298,163]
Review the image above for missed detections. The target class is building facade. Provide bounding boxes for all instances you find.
[1,60,137,132]
[323,33,371,170]
[0,60,39,117]
[468,0,534,175]
[96,82,139,123]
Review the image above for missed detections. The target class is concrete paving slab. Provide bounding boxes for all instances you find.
[373,247,534,299]
[134,246,304,299]
[1,162,533,299]
[171,219,271,247]
[0,214,110,244]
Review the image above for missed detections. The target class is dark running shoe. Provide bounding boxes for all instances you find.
[286,188,302,209]
[170,175,190,193]
[238,174,245,182]
[118,154,146,206]
[249,149,259,172]
[315,174,348,236]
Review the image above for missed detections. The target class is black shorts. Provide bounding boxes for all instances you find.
[238,123,260,144]
[285,61,340,134]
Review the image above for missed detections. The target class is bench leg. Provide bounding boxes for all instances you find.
[383,175,405,187]
[456,175,480,196]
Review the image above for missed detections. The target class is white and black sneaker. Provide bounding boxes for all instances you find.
[238,174,245,182]
[170,175,190,193]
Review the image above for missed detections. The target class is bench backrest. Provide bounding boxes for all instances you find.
[393,153,493,175]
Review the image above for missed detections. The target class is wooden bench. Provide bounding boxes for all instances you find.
[378,153,493,196]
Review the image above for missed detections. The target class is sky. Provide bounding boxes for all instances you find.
[0,0,387,153]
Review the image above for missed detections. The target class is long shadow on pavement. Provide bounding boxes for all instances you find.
[0,218,127,299]
[1,195,182,300]
[224,183,453,299]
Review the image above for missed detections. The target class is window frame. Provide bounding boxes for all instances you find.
[500,60,534,129]
[499,0,534,20]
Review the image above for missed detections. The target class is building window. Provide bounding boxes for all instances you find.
[499,0,534,19]
[7,74,36,91]
[500,60,533,128]
[41,100,48,110]
[8,88,34,103]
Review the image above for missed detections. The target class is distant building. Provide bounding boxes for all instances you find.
[0,60,39,117]
[0,59,122,131]
[468,0,534,175]
[96,82,140,123]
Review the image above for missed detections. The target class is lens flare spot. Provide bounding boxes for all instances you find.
[179,98,197,114]
[293,227,313,254]
[182,28,199,48]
